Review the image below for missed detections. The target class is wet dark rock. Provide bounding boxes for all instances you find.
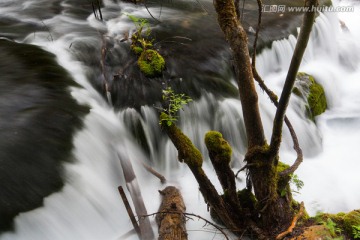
[0,40,88,232]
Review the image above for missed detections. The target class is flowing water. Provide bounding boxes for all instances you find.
[0,0,360,239]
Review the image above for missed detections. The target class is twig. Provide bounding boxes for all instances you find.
[252,67,303,176]
[97,0,103,21]
[140,161,166,183]
[140,211,230,240]
[92,0,103,21]
[91,2,98,20]
[143,0,162,23]
[193,0,210,14]
[100,36,112,104]
[240,0,246,23]
[251,0,262,68]
[275,202,305,239]
[118,186,142,239]
[40,20,53,42]
[235,163,255,178]
[153,36,192,47]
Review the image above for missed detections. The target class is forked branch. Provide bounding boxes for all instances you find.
[270,0,319,157]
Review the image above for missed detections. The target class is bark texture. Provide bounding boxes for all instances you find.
[213,0,318,234]
[156,186,187,240]
[160,115,242,232]
[213,0,266,148]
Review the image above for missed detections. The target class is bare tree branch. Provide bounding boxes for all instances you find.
[118,186,142,239]
[251,0,262,68]
[252,68,303,176]
[270,0,319,157]
[140,160,166,183]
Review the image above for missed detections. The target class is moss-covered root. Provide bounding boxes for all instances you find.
[204,131,242,215]
[204,131,236,191]
[160,115,242,232]
[138,49,165,77]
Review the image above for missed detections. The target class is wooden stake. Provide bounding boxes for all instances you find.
[118,186,141,239]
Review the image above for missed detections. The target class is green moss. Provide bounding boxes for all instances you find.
[131,46,143,55]
[292,86,302,97]
[276,161,290,172]
[204,131,232,164]
[343,210,360,237]
[237,188,257,211]
[295,72,327,119]
[308,78,327,118]
[313,210,360,239]
[138,49,165,77]
[161,113,203,168]
[276,161,291,197]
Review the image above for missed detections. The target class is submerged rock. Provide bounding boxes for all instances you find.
[138,49,165,77]
[293,72,327,120]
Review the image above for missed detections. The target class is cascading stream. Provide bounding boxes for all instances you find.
[0,0,359,239]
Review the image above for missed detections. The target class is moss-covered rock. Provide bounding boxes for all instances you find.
[313,210,360,239]
[138,49,165,77]
[308,78,327,118]
[204,131,232,164]
[293,72,327,120]
[343,210,360,238]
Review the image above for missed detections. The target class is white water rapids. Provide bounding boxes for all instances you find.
[1,0,360,239]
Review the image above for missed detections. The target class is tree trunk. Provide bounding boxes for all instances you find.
[213,0,318,234]
[156,186,187,240]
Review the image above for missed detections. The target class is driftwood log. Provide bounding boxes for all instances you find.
[156,186,187,240]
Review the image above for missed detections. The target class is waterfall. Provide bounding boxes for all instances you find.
[1,0,360,239]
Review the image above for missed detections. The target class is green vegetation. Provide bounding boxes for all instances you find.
[126,14,165,77]
[290,174,304,194]
[204,131,232,163]
[321,218,342,238]
[138,49,165,77]
[343,210,360,238]
[276,162,304,197]
[159,87,192,126]
[313,210,360,239]
[353,225,360,239]
[237,188,257,211]
[308,76,327,118]
[159,112,203,168]
[295,72,327,119]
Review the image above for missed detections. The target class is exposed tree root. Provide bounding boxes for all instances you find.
[276,202,305,240]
